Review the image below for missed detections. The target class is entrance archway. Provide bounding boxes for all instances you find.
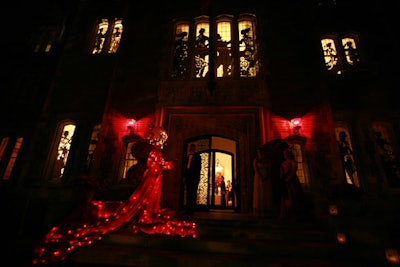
[182,136,237,211]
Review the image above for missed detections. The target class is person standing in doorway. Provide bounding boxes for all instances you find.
[220,176,226,206]
[253,147,273,217]
[184,143,202,215]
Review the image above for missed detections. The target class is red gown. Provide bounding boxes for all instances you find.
[33,148,197,265]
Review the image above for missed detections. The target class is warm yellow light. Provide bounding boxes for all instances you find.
[336,233,346,244]
[329,205,338,215]
[385,248,400,264]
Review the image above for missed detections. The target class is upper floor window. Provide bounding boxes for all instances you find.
[0,137,23,181]
[51,123,76,180]
[321,34,361,74]
[92,18,123,54]
[32,25,63,53]
[172,14,259,79]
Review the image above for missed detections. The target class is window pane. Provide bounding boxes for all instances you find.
[93,19,109,54]
[0,137,10,161]
[238,20,256,77]
[321,38,338,71]
[335,127,359,187]
[52,124,76,179]
[3,137,23,180]
[172,23,189,78]
[342,38,359,65]
[194,23,210,78]
[108,19,123,53]
[216,21,232,77]
[292,144,306,184]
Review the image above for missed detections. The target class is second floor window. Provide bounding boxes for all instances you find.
[92,18,123,54]
[172,14,259,79]
[321,34,360,74]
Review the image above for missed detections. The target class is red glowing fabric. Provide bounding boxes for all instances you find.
[33,147,197,265]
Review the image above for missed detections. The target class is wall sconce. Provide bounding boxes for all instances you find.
[385,248,400,264]
[329,205,338,215]
[336,233,346,244]
[127,119,135,129]
[290,118,302,135]
[126,119,136,134]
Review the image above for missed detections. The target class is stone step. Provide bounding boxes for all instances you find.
[69,212,387,266]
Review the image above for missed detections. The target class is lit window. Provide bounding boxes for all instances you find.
[321,38,338,71]
[216,20,232,77]
[172,22,189,78]
[342,37,360,65]
[194,21,210,78]
[2,137,23,180]
[92,18,123,54]
[171,14,258,79]
[52,124,76,180]
[238,19,257,77]
[335,125,360,187]
[321,34,361,74]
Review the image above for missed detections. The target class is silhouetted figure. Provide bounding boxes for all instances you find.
[216,33,231,76]
[338,131,356,185]
[195,28,209,48]
[220,176,226,206]
[195,28,210,78]
[94,28,106,53]
[183,143,202,215]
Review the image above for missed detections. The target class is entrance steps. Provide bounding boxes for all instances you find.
[69,210,388,267]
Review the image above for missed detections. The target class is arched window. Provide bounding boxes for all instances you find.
[51,123,76,180]
[194,18,210,78]
[92,18,123,54]
[238,16,258,77]
[216,18,233,77]
[171,14,259,79]
[172,22,190,78]
[321,32,361,74]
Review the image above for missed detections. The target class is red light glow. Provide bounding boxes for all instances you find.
[33,137,197,265]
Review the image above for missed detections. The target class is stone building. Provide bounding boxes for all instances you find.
[1,0,400,258]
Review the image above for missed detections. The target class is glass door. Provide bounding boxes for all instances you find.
[211,151,234,208]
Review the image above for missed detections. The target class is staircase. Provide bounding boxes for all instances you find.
[67,210,389,267]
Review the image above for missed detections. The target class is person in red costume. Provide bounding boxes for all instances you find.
[33,127,197,265]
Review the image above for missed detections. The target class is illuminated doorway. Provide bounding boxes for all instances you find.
[182,136,237,211]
